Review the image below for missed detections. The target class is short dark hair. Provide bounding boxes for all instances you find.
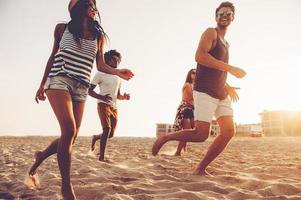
[104,50,122,64]
[215,1,235,17]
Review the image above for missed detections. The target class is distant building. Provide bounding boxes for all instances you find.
[210,120,220,136]
[156,123,174,138]
[156,121,220,138]
[260,110,301,136]
[235,123,262,136]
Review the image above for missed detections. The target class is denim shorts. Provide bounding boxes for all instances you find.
[44,75,89,102]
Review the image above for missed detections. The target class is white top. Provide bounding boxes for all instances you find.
[91,71,121,109]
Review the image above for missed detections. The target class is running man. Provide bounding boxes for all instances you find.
[152,1,246,175]
[89,49,130,161]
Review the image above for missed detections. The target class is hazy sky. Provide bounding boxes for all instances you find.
[0,0,300,137]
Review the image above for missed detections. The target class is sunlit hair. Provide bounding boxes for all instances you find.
[68,0,107,44]
[215,1,235,17]
[185,69,195,84]
[104,50,122,68]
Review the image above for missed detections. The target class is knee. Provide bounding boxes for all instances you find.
[61,124,77,140]
[221,127,235,139]
[72,127,80,144]
[194,129,209,142]
[102,127,111,138]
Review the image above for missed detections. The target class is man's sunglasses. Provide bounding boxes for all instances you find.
[217,11,233,17]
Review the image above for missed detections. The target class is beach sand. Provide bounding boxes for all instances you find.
[1,136,301,200]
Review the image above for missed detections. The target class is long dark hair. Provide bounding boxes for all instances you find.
[185,69,196,84]
[68,0,107,44]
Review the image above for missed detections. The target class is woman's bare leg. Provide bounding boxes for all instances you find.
[28,100,84,176]
[28,138,59,175]
[46,90,85,200]
[175,119,193,156]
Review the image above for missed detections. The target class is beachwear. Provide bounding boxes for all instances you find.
[194,29,229,100]
[91,71,121,109]
[193,91,233,123]
[193,29,233,122]
[44,75,88,102]
[173,101,194,131]
[97,102,118,136]
[48,25,98,87]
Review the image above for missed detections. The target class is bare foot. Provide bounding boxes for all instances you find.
[28,151,43,176]
[91,135,98,151]
[193,168,213,177]
[174,152,181,156]
[98,158,112,163]
[61,185,76,200]
[151,136,168,156]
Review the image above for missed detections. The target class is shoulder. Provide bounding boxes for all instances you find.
[54,23,67,38]
[202,27,217,39]
[95,71,105,77]
[91,72,104,83]
[183,83,192,91]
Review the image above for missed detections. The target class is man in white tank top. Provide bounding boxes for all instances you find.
[89,50,130,161]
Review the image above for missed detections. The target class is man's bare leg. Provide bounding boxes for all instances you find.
[91,134,101,151]
[194,116,235,175]
[152,121,210,155]
[99,128,110,161]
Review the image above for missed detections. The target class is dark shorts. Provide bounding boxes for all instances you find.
[97,102,118,137]
[182,108,194,119]
[173,101,194,131]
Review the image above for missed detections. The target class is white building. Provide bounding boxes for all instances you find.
[156,123,174,138]
[235,123,262,136]
[210,120,220,136]
[260,110,301,136]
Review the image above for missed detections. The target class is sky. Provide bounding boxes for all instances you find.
[0,0,301,137]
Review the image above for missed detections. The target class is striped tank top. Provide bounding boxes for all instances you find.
[49,26,98,86]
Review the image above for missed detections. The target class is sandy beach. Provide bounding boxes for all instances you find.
[1,136,301,200]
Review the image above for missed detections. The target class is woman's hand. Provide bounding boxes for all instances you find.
[35,86,46,103]
[116,69,134,80]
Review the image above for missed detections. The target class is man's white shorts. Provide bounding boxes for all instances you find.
[193,91,233,123]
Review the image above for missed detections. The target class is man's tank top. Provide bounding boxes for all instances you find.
[194,30,229,100]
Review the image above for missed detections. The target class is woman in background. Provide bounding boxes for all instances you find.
[173,69,196,156]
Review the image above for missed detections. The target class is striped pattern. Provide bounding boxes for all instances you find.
[49,26,98,86]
